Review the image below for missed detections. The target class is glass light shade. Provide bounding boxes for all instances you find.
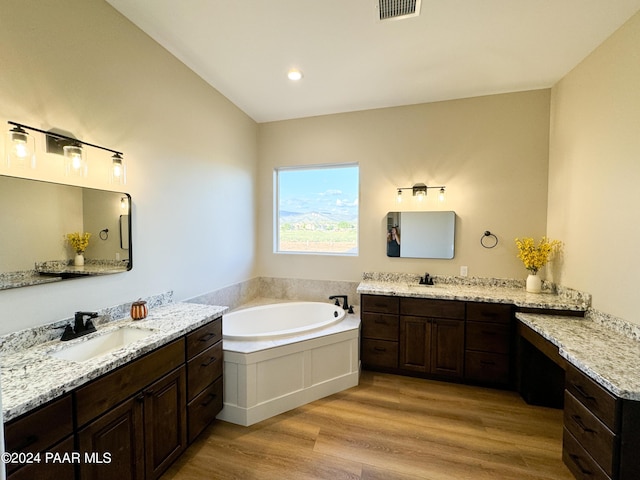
[415,190,426,201]
[63,144,87,177]
[396,189,403,203]
[110,154,126,185]
[5,127,36,169]
[438,188,446,202]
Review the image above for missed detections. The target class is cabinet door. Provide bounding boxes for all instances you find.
[431,319,464,378]
[400,316,431,372]
[78,396,145,480]
[144,366,187,480]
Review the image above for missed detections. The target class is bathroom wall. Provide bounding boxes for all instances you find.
[0,0,258,334]
[257,90,551,282]
[548,11,640,324]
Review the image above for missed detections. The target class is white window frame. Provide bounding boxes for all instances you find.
[274,163,359,256]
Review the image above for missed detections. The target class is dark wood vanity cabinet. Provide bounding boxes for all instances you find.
[361,295,399,370]
[4,394,75,480]
[76,339,187,480]
[399,298,465,378]
[185,318,224,443]
[361,294,517,385]
[464,302,513,385]
[563,363,640,480]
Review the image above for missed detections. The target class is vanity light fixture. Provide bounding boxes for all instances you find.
[5,124,36,169]
[6,121,125,183]
[396,183,446,203]
[110,153,126,185]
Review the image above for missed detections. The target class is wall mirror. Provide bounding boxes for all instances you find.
[386,211,455,259]
[0,175,132,290]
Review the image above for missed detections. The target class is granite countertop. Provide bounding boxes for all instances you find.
[1,302,226,423]
[517,312,640,401]
[357,277,589,311]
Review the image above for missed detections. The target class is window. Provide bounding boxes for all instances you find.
[275,163,359,255]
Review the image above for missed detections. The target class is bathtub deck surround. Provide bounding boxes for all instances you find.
[219,299,360,426]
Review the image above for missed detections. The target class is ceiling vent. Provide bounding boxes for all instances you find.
[377,0,421,21]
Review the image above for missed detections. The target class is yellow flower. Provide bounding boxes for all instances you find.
[66,232,91,254]
[515,236,561,274]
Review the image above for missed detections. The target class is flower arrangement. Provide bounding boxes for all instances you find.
[515,236,562,274]
[66,232,91,254]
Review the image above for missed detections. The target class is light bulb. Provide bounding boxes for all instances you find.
[5,126,36,168]
[438,188,446,203]
[64,144,86,177]
[110,153,126,185]
[396,189,403,203]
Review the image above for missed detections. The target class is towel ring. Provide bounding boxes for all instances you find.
[480,231,498,249]
[99,228,109,241]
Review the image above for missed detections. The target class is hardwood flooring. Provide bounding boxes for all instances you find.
[162,371,574,480]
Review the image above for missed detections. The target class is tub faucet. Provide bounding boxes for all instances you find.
[329,295,353,313]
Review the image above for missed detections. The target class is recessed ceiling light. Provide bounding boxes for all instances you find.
[287,69,303,81]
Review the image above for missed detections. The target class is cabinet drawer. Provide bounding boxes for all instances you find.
[361,313,398,341]
[464,351,510,384]
[466,322,510,354]
[566,363,619,431]
[400,298,465,319]
[188,377,223,444]
[75,338,185,427]
[563,428,611,480]
[4,394,73,474]
[8,435,75,480]
[186,318,222,359]
[361,295,399,314]
[362,339,398,368]
[187,340,223,400]
[564,391,616,477]
[466,302,512,324]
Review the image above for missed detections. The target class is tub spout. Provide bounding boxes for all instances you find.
[329,295,350,311]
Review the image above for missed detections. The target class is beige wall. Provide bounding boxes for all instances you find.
[257,90,551,282]
[0,0,258,334]
[548,11,640,323]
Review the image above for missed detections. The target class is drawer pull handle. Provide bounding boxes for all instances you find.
[136,393,145,403]
[571,415,596,434]
[374,347,387,352]
[201,356,218,367]
[569,453,593,475]
[199,332,216,342]
[574,384,596,401]
[15,434,38,452]
[201,393,218,407]
[374,319,387,324]
[480,361,496,366]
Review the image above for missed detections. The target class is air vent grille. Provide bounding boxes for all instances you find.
[378,0,421,21]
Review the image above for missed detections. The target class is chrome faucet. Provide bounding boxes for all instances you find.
[61,311,98,341]
[329,295,354,313]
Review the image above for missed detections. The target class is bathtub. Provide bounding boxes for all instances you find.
[217,301,360,426]
[223,302,346,340]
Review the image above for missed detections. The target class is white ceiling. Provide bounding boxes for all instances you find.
[106,0,640,123]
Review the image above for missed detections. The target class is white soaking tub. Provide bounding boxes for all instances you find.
[218,301,360,426]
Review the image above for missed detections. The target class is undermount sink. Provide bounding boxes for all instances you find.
[49,326,156,362]
[408,283,444,289]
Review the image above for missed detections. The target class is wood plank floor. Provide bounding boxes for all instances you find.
[162,371,574,480]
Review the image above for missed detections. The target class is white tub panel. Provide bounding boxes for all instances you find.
[218,330,360,427]
[256,352,305,404]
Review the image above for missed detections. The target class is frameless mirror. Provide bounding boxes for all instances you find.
[0,175,132,290]
[386,211,455,259]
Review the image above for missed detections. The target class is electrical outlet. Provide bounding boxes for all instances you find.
[460,266,468,277]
